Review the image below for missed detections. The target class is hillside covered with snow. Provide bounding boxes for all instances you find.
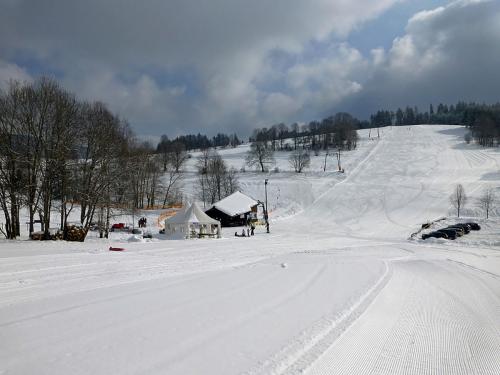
[1,125,500,374]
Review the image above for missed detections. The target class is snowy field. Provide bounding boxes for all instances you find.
[1,125,500,374]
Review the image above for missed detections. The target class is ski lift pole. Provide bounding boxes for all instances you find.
[265,179,269,233]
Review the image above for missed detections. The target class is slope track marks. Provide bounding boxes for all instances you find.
[245,261,391,375]
[305,260,500,375]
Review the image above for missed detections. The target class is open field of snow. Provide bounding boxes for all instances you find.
[1,125,500,374]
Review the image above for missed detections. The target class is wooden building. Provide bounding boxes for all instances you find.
[205,191,259,227]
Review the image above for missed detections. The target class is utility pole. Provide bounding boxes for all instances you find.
[265,179,269,233]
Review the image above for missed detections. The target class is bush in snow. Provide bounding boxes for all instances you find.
[289,150,311,173]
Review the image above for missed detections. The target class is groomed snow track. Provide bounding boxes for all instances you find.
[1,125,500,374]
[305,258,500,375]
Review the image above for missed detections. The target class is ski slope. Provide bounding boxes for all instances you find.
[1,125,500,374]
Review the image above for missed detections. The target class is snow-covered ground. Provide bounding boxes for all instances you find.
[1,125,500,374]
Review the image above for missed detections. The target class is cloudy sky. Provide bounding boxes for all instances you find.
[1,0,499,138]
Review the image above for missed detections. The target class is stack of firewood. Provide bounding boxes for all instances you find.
[30,230,64,241]
[65,225,87,242]
[53,231,64,240]
[30,231,44,241]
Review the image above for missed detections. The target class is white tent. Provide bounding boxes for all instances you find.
[164,202,221,239]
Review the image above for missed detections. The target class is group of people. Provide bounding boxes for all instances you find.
[235,223,256,237]
[138,217,148,228]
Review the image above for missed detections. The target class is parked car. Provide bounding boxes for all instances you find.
[464,222,481,230]
[446,226,465,236]
[452,223,471,234]
[436,229,457,240]
[422,231,448,240]
[131,228,143,235]
[111,223,126,232]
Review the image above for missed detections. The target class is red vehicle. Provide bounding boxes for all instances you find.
[110,223,126,231]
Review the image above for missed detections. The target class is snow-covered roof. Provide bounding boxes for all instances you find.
[210,191,258,217]
[166,202,220,225]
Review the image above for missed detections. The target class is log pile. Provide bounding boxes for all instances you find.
[30,231,44,241]
[65,225,88,242]
[30,230,64,241]
[53,231,64,240]
[29,225,87,241]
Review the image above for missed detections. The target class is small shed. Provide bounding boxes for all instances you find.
[164,202,221,239]
[205,191,259,227]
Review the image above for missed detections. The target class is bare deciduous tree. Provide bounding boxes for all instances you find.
[77,101,129,233]
[171,141,188,173]
[291,123,299,150]
[161,159,183,208]
[197,151,239,207]
[450,184,467,217]
[205,152,226,204]
[0,81,22,239]
[289,150,310,173]
[277,123,288,150]
[196,148,211,175]
[245,141,274,172]
[224,167,239,196]
[478,188,495,219]
[0,78,134,240]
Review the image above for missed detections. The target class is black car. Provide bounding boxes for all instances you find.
[464,222,481,230]
[452,223,471,234]
[446,226,465,236]
[436,229,457,240]
[422,231,448,240]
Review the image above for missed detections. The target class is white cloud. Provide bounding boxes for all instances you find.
[340,0,500,115]
[0,0,400,135]
[0,60,32,90]
[371,48,386,66]
[281,43,367,119]
[262,92,301,122]
[60,64,191,135]
[2,0,497,135]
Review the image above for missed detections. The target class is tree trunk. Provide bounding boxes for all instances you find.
[105,204,110,238]
[60,200,65,231]
[29,208,35,235]
[43,196,51,240]
[9,193,20,238]
[80,202,87,224]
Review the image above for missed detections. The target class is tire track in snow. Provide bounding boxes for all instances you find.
[445,258,500,279]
